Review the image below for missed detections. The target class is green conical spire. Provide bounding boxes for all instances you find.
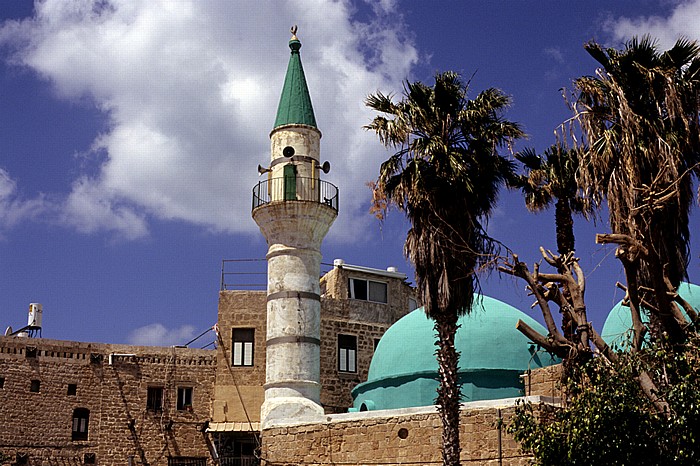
[273,27,317,129]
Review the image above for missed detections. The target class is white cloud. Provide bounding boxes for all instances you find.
[0,0,418,241]
[128,322,197,347]
[608,0,700,48]
[0,168,47,234]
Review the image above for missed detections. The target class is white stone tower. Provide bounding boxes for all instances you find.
[252,27,338,428]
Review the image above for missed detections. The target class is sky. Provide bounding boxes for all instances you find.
[0,0,699,347]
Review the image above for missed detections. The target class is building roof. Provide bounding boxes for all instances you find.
[601,282,700,349]
[273,29,317,129]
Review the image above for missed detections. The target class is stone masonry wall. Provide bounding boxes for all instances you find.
[215,283,414,419]
[521,364,563,399]
[213,291,266,424]
[0,336,215,466]
[260,398,557,465]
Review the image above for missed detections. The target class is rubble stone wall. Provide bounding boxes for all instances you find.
[261,399,557,466]
[0,337,216,466]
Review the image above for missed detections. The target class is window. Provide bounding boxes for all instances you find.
[30,380,40,393]
[348,278,388,303]
[374,338,381,353]
[72,408,89,441]
[177,387,193,410]
[147,386,164,411]
[283,164,297,200]
[232,328,254,366]
[338,334,357,373]
[84,453,96,464]
[0,377,4,389]
[67,383,77,396]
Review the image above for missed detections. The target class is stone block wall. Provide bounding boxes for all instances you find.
[521,364,563,399]
[260,398,556,465]
[215,285,414,418]
[319,304,394,412]
[0,336,215,466]
[213,291,266,423]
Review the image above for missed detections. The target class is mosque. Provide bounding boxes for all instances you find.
[1,28,696,466]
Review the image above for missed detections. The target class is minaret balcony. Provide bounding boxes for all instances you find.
[252,177,339,212]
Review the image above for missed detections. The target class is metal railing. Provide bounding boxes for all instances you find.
[252,176,338,212]
[220,259,336,291]
[220,259,267,290]
[219,458,259,466]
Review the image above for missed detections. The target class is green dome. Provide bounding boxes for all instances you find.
[351,296,559,411]
[601,282,700,349]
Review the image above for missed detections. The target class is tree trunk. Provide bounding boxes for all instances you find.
[434,313,462,466]
[554,199,575,255]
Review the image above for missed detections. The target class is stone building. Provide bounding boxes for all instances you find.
[0,260,416,466]
[0,27,566,466]
[0,337,216,466]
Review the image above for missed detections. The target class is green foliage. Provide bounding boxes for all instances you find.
[510,336,700,465]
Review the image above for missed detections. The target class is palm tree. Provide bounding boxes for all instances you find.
[365,71,523,466]
[513,144,591,256]
[574,36,700,343]
[513,144,593,343]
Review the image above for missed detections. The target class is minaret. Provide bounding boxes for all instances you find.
[252,26,338,428]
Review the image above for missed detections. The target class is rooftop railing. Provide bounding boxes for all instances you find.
[252,176,338,212]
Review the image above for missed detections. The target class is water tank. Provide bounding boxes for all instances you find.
[28,303,42,328]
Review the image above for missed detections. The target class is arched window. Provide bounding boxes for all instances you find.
[72,408,89,441]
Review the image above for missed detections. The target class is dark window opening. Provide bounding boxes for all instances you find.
[283,164,297,200]
[212,432,260,465]
[177,387,193,410]
[67,383,77,396]
[15,453,28,465]
[147,386,164,411]
[338,334,357,373]
[232,328,254,366]
[374,338,381,353]
[84,453,96,464]
[348,278,388,303]
[30,380,40,393]
[72,408,90,441]
[0,377,4,389]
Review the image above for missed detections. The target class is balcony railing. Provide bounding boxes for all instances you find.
[219,457,259,466]
[252,176,338,212]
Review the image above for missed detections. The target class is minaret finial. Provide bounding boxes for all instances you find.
[290,25,298,41]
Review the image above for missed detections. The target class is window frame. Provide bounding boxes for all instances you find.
[338,334,358,373]
[232,328,255,367]
[348,278,388,304]
[146,386,164,412]
[72,408,90,441]
[177,386,193,411]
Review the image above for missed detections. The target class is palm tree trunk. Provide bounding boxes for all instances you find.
[434,313,462,466]
[554,199,575,255]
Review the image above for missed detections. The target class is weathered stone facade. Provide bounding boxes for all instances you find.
[0,337,215,466]
[211,264,417,422]
[260,396,558,466]
[0,263,561,466]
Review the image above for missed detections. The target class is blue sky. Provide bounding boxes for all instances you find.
[0,0,698,346]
